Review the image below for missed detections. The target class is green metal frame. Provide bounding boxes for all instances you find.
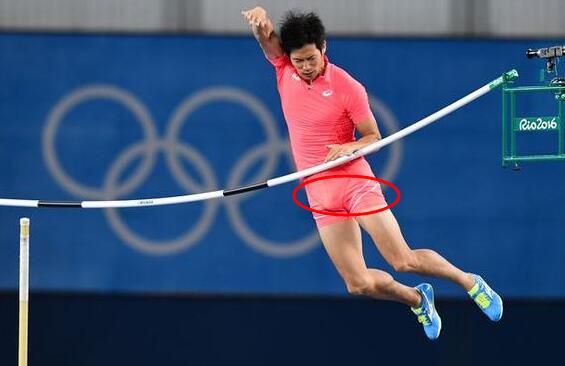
[501,83,565,168]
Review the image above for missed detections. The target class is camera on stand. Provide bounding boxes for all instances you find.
[526,45,565,101]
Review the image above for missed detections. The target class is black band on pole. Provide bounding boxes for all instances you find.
[223,182,268,196]
[38,201,82,208]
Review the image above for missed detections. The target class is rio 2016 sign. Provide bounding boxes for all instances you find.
[514,116,560,132]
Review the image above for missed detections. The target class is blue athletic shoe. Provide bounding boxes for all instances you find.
[468,274,503,322]
[411,283,442,340]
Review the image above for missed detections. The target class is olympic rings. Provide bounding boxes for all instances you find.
[42,84,402,257]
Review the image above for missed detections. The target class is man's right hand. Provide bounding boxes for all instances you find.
[241,7,283,59]
[242,7,273,39]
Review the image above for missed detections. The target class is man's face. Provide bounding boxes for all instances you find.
[289,43,326,81]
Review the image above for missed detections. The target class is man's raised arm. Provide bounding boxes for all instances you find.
[242,7,284,60]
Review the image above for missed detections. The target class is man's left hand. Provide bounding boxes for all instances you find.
[325,143,357,162]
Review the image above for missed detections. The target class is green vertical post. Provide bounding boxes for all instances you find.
[510,90,516,158]
[557,100,565,155]
[502,87,507,166]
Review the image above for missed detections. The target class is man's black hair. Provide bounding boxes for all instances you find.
[279,11,326,55]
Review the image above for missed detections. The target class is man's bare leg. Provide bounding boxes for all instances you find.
[355,207,475,291]
[317,218,421,307]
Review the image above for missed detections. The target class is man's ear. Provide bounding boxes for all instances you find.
[322,41,327,55]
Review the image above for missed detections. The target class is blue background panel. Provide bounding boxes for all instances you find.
[0,34,564,297]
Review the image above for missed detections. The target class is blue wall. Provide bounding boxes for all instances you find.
[0,34,564,297]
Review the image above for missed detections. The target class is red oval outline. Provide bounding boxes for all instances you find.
[292,174,400,217]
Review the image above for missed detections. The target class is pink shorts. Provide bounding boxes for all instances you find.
[304,158,387,228]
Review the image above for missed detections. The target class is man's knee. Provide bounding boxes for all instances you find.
[391,250,418,273]
[345,274,373,296]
